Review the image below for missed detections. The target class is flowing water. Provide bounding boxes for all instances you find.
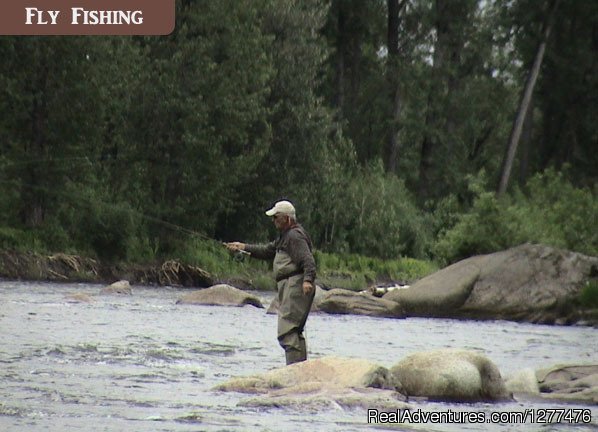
[0,281,596,431]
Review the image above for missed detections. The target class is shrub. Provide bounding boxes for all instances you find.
[434,190,514,263]
[508,169,598,256]
[434,169,598,264]
[314,161,433,259]
[315,250,436,290]
[579,280,598,309]
[0,226,25,250]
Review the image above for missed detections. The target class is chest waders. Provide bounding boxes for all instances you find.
[273,250,315,365]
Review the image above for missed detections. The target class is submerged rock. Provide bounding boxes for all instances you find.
[390,349,511,402]
[318,289,404,318]
[536,364,598,405]
[100,280,132,295]
[64,292,95,303]
[238,386,408,411]
[176,284,264,308]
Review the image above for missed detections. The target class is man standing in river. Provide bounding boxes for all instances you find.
[225,200,316,365]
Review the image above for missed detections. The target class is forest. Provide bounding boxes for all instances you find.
[0,0,596,276]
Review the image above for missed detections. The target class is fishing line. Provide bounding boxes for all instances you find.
[0,156,94,169]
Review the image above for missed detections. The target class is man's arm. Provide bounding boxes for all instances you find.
[286,231,316,291]
[243,241,277,260]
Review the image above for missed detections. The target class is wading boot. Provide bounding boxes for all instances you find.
[285,348,304,365]
[298,336,307,362]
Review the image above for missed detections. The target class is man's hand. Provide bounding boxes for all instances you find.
[225,242,246,252]
[302,281,315,295]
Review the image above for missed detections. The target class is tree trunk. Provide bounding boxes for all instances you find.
[417,0,465,199]
[384,0,402,174]
[497,0,559,196]
[335,5,345,114]
[21,55,48,228]
[518,100,534,185]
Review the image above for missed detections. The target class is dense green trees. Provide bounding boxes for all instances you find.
[0,0,595,264]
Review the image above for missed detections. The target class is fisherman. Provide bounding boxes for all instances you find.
[225,200,316,365]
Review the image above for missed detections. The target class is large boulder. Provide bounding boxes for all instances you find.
[384,260,479,316]
[176,284,264,308]
[389,349,511,402]
[536,364,598,405]
[99,280,132,295]
[214,356,409,410]
[384,244,598,324]
[318,289,404,318]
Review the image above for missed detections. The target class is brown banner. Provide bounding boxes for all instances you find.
[0,0,175,35]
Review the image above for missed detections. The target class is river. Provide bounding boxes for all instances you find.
[0,281,596,431]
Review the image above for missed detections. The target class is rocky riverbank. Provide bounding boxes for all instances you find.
[3,243,597,327]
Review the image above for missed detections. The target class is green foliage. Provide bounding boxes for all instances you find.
[579,280,598,309]
[0,0,595,277]
[178,237,239,277]
[77,202,138,262]
[175,237,274,290]
[0,227,33,251]
[435,169,598,263]
[315,250,436,291]
[509,169,598,256]
[434,191,513,263]
[316,161,433,259]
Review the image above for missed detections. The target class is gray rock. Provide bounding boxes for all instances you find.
[99,280,132,295]
[384,244,598,324]
[384,260,480,315]
[214,356,409,410]
[536,364,598,405]
[390,349,511,402]
[176,284,264,308]
[318,289,404,318]
[460,244,598,323]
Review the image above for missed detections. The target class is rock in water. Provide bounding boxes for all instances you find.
[505,368,540,396]
[318,289,404,318]
[390,348,511,402]
[64,292,95,303]
[100,280,132,295]
[214,356,393,393]
[213,356,409,410]
[384,244,598,324]
[176,284,263,308]
[384,260,479,315]
[536,364,598,404]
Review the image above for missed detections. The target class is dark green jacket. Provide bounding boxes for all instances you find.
[245,224,316,284]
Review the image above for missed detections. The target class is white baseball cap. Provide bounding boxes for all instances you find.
[265,200,296,217]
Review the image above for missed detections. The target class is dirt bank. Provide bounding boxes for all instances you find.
[0,250,214,288]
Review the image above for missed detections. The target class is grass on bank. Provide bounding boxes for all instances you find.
[579,280,598,309]
[0,226,437,291]
[180,238,437,291]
